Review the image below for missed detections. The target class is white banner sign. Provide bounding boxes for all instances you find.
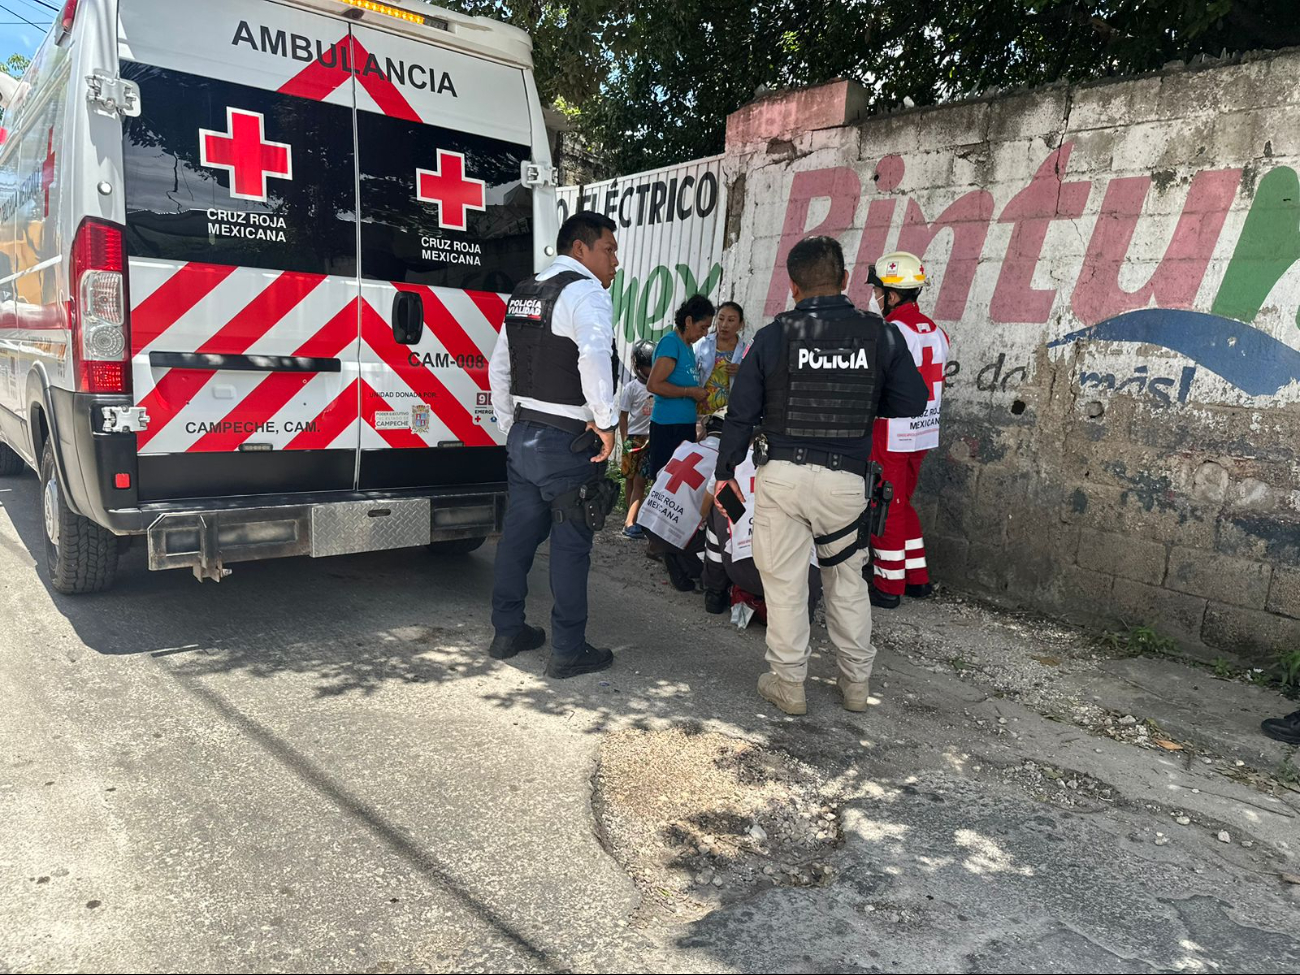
[557,156,726,375]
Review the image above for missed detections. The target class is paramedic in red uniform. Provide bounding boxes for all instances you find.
[866,251,950,609]
[487,213,620,679]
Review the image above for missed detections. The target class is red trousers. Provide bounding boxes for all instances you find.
[868,445,930,595]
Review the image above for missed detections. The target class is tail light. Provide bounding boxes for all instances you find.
[70,218,129,394]
[56,0,79,44]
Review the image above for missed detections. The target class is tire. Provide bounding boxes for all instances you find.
[40,441,118,594]
[427,536,487,556]
[0,440,25,476]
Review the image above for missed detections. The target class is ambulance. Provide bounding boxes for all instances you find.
[0,0,558,591]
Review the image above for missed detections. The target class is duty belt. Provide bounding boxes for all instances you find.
[765,444,868,477]
[515,406,588,436]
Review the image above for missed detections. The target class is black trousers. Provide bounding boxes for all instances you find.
[647,420,697,480]
[702,508,822,611]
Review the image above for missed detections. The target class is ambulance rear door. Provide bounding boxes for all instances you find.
[119,0,363,501]
[349,21,535,490]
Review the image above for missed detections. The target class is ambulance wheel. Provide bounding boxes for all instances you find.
[40,441,118,594]
[0,440,24,475]
[427,536,486,556]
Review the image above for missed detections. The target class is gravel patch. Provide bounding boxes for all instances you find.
[594,727,842,923]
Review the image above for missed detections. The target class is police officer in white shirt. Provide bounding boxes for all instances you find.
[487,213,620,679]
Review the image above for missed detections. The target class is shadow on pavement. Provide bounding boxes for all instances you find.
[6,471,1300,974]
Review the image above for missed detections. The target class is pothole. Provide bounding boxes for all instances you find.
[593,726,843,923]
[981,758,1117,809]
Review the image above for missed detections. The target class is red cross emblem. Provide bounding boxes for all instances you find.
[664,452,707,493]
[416,149,485,232]
[41,128,55,217]
[199,108,293,203]
[919,344,945,402]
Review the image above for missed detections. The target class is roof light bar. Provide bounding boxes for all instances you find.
[338,0,431,25]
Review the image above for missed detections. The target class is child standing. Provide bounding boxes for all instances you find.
[619,340,655,538]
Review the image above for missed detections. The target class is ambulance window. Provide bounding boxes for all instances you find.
[121,63,357,276]
[357,112,532,291]
[0,144,19,288]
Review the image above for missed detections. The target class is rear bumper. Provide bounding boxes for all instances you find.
[139,487,505,580]
[44,389,506,578]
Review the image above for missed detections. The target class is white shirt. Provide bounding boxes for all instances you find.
[488,255,617,435]
[618,378,653,436]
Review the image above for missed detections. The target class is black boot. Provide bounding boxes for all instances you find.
[869,586,901,609]
[488,624,546,660]
[546,644,615,679]
[906,582,934,599]
[1261,709,1300,745]
[705,588,730,615]
[665,555,696,592]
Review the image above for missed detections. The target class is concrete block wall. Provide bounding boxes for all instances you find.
[720,52,1300,662]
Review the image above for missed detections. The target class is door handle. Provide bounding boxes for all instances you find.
[392,291,424,345]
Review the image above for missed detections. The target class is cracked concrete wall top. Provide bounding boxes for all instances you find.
[718,52,1300,657]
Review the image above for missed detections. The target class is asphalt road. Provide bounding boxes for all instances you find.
[1,468,1297,974]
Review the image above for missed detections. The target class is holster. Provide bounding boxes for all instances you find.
[815,462,893,568]
[552,476,620,532]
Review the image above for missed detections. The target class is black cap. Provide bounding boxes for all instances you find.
[701,412,726,436]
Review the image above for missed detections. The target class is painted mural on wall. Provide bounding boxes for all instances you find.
[1053,161,1300,399]
[738,138,1300,411]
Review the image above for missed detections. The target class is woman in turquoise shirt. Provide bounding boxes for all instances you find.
[645,294,714,480]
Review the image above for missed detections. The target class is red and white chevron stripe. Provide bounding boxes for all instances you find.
[278,32,422,122]
[129,259,506,455]
[358,281,503,450]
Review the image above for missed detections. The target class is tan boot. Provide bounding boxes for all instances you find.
[838,676,870,712]
[758,672,807,716]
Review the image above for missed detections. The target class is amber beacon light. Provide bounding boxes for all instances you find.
[337,0,432,25]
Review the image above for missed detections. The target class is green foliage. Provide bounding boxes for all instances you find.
[1127,625,1178,657]
[0,53,30,126]
[1102,624,1180,658]
[430,1,1300,174]
[1277,649,1300,692]
[1273,757,1299,787]
[1104,624,1179,657]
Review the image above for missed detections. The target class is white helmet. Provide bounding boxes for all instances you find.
[874,251,926,290]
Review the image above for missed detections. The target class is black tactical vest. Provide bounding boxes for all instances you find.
[761,302,885,439]
[505,270,588,406]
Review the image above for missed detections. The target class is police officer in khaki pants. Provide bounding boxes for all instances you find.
[715,236,929,715]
